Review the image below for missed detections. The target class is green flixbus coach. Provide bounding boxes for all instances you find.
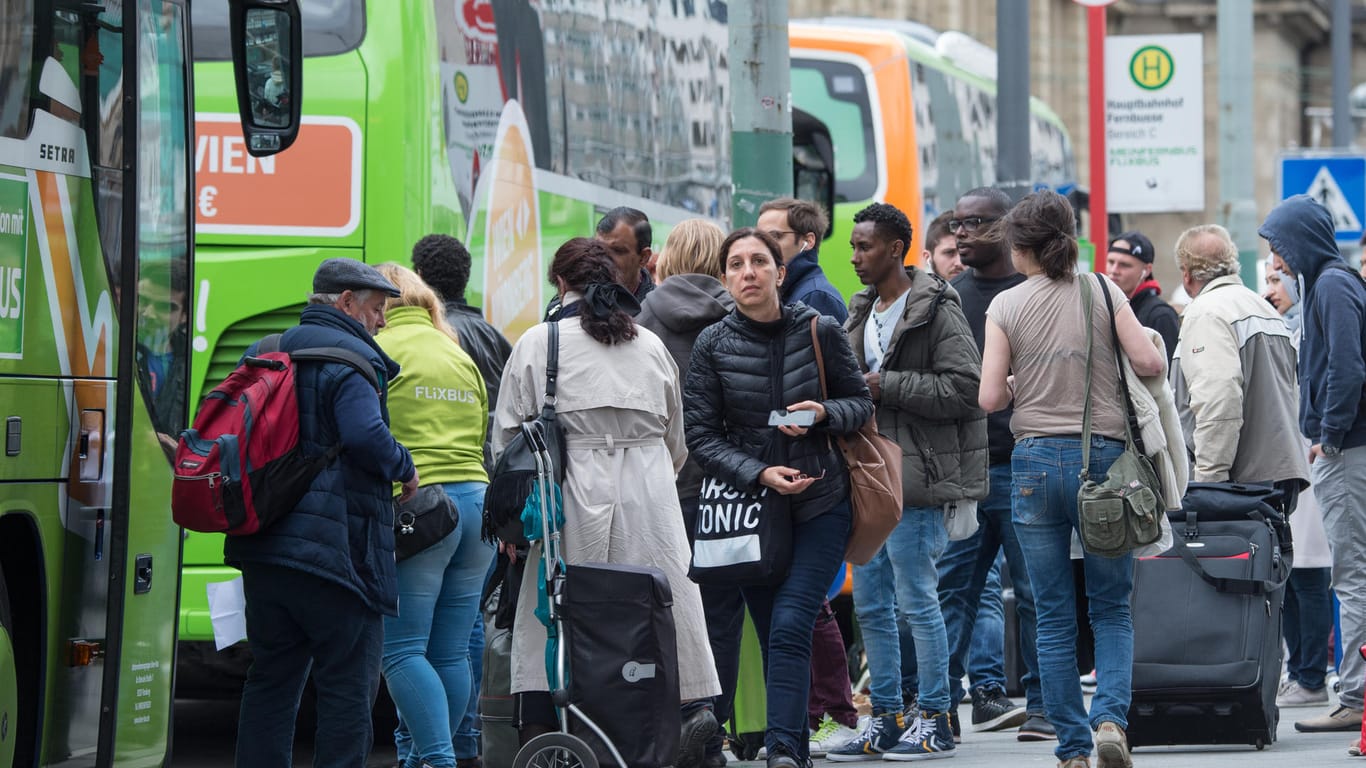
[0,1,300,765]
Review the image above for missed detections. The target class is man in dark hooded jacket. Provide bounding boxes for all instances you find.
[758,197,849,323]
[1259,195,1366,734]
[227,259,419,768]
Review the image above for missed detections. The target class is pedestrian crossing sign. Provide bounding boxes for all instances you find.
[1280,155,1366,241]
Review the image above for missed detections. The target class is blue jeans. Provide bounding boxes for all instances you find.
[1012,436,1134,762]
[938,463,1042,712]
[900,556,1003,702]
[852,506,951,715]
[1284,566,1333,691]
[236,563,383,768]
[741,501,851,760]
[383,482,496,768]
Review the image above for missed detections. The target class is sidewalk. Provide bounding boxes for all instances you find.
[728,699,1362,767]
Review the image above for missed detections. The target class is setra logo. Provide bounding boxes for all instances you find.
[1129,45,1174,91]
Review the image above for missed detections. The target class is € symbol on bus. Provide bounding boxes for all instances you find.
[1129,45,1174,91]
[455,72,470,104]
[197,185,219,218]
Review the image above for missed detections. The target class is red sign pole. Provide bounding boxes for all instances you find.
[1088,5,1108,273]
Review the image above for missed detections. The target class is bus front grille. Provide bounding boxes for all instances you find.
[202,303,307,395]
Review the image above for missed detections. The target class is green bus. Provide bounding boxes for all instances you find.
[0,0,298,765]
[176,1,1080,688]
[177,0,767,687]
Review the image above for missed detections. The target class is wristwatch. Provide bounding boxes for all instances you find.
[1322,443,1341,458]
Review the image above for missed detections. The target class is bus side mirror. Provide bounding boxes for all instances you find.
[228,0,302,157]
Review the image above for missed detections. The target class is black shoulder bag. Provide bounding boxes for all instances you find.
[394,485,460,561]
[482,323,565,546]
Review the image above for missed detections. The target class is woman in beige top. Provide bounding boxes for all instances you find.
[977,190,1164,768]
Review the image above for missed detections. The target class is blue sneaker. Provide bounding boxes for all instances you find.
[883,710,956,761]
[826,711,907,761]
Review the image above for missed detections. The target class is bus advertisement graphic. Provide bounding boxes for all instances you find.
[194,114,361,237]
[480,101,542,342]
[0,172,28,359]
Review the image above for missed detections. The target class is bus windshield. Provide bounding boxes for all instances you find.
[190,0,363,61]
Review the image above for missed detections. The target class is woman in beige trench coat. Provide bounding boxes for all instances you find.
[492,237,722,765]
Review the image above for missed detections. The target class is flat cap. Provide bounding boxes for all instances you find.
[313,258,401,297]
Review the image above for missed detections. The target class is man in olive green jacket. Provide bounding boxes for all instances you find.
[828,203,985,762]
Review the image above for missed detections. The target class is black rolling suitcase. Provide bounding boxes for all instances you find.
[561,562,681,768]
[1127,482,1289,750]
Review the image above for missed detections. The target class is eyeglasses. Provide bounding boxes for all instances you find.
[763,229,797,241]
[947,216,998,233]
[789,469,827,481]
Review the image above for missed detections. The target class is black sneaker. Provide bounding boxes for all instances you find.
[678,706,720,768]
[1017,712,1057,741]
[702,752,728,768]
[970,684,1027,732]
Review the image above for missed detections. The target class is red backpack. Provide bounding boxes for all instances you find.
[171,334,379,535]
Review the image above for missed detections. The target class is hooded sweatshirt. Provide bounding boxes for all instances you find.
[1258,194,1366,451]
[637,273,735,499]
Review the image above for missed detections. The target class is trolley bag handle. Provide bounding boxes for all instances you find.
[1168,510,1289,596]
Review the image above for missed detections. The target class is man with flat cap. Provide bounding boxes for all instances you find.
[228,258,420,768]
[1106,230,1180,364]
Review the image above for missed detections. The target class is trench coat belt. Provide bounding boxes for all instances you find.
[564,434,664,455]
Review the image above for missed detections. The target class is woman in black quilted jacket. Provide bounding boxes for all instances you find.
[684,227,873,768]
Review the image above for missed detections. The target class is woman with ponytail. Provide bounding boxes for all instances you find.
[492,237,721,764]
[977,191,1165,768]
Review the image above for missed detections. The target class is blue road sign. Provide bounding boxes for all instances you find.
[1280,155,1366,241]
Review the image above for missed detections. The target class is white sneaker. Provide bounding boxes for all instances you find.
[809,715,861,758]
[1277,679,1330,708]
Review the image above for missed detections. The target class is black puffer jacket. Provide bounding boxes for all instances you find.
[684,302,874,523]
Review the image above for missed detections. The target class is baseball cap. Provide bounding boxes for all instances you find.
[1108,231,1156,265]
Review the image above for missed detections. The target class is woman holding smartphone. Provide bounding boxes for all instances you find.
[684,227,873,768]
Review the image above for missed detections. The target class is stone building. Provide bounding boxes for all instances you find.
[789,0,1363,289]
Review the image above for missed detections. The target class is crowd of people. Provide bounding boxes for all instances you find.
[224,189,1366,768]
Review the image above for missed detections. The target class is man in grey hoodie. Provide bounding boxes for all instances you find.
[1260,195,1366,734]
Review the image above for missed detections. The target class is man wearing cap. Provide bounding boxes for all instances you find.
[1107,230,1180,364]
[227,258,420,768]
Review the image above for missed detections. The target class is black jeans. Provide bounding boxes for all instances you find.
[236,563,383,768]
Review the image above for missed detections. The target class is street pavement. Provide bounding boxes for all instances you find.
[726,698,1363,767]
[171,694,1363,766]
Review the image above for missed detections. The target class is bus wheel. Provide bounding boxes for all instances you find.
[0,563,17,768]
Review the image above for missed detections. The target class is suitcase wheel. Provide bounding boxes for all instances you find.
[513,732,600,768]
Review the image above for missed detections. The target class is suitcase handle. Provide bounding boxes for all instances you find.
[1169,525,1289,596]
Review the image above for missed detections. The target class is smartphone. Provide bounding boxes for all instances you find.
[769,408,816,427]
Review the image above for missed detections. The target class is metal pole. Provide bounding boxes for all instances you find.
[1333,0,1352,148]
[997,0,1031,203]
[1088,6,1108,273]
[1217,0,1259,286]
[729,0,793,228]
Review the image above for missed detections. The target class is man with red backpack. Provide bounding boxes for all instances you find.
[227,259,419,768]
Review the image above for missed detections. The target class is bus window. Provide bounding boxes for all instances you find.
[136,0,191,447]
[189,0,363,61]
[0,0,33,139]
[792,59,877,203]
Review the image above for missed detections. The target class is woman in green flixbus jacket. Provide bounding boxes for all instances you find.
[374,262,494,768]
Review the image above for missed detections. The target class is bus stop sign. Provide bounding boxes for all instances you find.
[1280,154,1366,242]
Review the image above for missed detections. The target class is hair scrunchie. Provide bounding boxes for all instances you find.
[580,282,640,319]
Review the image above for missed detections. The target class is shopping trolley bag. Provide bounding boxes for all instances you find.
[561,562,681,768]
